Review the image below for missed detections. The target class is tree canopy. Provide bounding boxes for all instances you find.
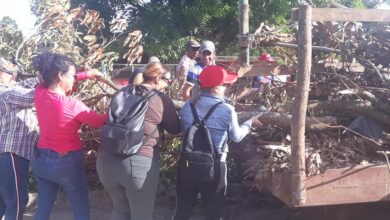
[68,0,299,62]
[27,0,390,63]
[0,16,23,60]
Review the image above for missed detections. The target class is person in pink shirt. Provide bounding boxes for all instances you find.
[31,52,107,220]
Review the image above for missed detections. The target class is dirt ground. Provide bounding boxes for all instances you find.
[22,187,390,220]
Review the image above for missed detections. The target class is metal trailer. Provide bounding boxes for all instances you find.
[238,1,390,207]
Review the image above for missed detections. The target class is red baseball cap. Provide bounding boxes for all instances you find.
[199,65,238,88]
[258,53,275,63]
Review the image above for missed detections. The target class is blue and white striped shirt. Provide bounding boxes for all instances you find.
[0,77,39,159]
[185,63,205,103]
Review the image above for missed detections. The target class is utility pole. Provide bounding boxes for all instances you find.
[291,5,312,206]
[239,0,250,67]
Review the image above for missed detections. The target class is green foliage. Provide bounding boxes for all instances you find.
[69,0,300,62]
[251,0,299,25]
[311,0,390,8]
[0,16,23,60]
[159,138,182,186]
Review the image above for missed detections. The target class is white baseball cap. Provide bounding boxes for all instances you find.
[200,41,215,53]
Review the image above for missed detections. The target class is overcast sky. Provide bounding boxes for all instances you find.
[0,0,36,37]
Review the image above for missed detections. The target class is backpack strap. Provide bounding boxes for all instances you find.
[189,103,200,124]
[190,102,223,124]
[203,102,223,122]
[116,87,159,123]
[189,101,223,125]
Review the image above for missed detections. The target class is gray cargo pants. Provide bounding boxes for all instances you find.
[96,149,160,220]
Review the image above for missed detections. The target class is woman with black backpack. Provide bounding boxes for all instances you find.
[97,62,181,220]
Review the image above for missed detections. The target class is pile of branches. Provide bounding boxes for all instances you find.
[255,15,390,85]
[232,69,389,190]
[75,79,117,184]
[233,17,390,191]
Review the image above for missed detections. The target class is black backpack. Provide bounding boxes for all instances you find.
[100,85,158,156]
[179,102,223,183]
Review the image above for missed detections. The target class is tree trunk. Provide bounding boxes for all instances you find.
[307,100,390,126]
[237,111,336,130]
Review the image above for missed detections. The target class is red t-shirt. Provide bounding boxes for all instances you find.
[34,74,107,153]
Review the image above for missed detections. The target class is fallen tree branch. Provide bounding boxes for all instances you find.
[336,88,390,114]
[96,77,120,91]
[307,100,390,126]
[82,93,112,104]
[269,41,341,53]
[237,111,337,130]
[355,56,386,83]
[329,68,359,88]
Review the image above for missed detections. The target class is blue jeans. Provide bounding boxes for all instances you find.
[96,150,160,220]
[0,153,29,220]
[31,148,89,220]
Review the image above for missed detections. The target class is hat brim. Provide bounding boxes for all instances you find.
[264,57,275,63]
[223,71,238,85]
[0,65,18,76]
[258,53,276,63]
[201,49,215,53]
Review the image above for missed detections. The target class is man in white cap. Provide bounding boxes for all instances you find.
[176,39,201,89]
[173,65,262,220]
[181,40,216,103]
[0,57,40,220]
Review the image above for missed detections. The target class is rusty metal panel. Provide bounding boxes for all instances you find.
[268,164,390,207]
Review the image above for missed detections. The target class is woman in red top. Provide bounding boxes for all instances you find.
[31,52,107,220]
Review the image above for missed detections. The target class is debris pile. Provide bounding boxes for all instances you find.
[232,21,390,191]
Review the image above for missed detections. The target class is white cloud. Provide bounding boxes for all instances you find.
[0,0,36,37]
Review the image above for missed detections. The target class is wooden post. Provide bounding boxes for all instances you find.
[291,5,312,206]
[239,0,250,66]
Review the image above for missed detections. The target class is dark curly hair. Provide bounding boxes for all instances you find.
[32,52,76,88]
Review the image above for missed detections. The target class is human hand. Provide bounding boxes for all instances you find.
[181,89,190,101]
[250,114,263,128]
[157,72,172,91]
[86,69,104,78]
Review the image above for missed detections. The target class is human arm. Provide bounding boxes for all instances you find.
[178,62,192,85]
[74,100,108,128]
[18,77,40,89]
[228,107,262,142]
[181,67,198,100]
[70,69,104,95]
[181,83,193,101]
[4,86,35,108]
[5,76,40,108]
[160,94,181,134]
[75,69,103,81]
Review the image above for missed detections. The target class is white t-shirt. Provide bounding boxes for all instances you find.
[176,54,196,85]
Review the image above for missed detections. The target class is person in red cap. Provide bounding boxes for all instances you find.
[252,52,275,89]
[258,52,275,63]
[173,65,262,220]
